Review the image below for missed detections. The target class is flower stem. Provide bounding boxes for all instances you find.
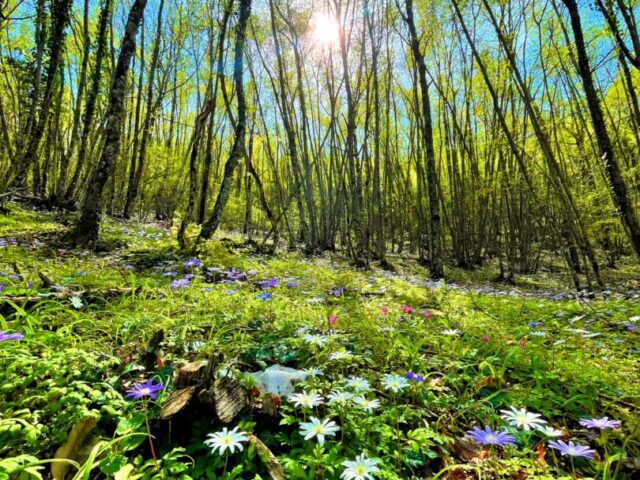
[143,401,159,468]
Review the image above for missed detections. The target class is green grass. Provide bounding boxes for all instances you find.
[1,203,639,479]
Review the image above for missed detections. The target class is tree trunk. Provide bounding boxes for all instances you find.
[10,0,73,189]
[68,0,149,245]
[403,0,444,278]
[562,0,640,257]
[65,0,112,201]
[123,0,165,219]
[56,0,90,199]
[199,0,252,241]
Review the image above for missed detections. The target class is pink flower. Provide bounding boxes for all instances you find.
[401,305,413,314]
[329,314,337,325]
[518,340,526,347]
[482,336,489,343]
[381,306,389,315]
[424,311,431,318]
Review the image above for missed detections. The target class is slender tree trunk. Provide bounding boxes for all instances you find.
[10,0,73,189]
[199,0,232,224]
[199,0,252,241]
[66,0,112,200]
[123,0,165,218]
[68,0,149,245]
[56,0,90,199]
[562,0,640,257]
[403,0,444,278]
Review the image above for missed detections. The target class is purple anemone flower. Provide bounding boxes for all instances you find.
[465,426,516,447]
[125,378,165,400]
[287,281,299,288]
[124,264,135,270]
[257,292,272,302]
[579,417,621,430]
[225,268,245,281]
[405,372,424,382]
[260,278,279,289]
[0,331,24,342]
[548,440,595,459]
[529,321,543,328]
[170,278,191,289]
[163,271,177,277]
[185,273,196,280]
[183,258,201,268]
[329,287,344,297]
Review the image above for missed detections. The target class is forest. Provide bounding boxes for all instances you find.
[0,0,639,479]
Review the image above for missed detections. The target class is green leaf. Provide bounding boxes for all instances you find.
[99,454,128,475]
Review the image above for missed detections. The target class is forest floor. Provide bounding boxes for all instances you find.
[1,203,639,480]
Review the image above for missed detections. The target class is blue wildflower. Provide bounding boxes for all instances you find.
[465,426,516,447]
[170,278,190,289]
[0,331,24,342]
[183,258,201,268]
[126,378,165,400]
[405,372,424,382]
[260,278,279,289]
[548,440,595,459]
[257,292,272,302]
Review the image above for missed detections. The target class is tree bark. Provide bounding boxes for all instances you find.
[199,0,252,241]
[562,0,640,257]
[403,0,444,278]
[123,0,165,219]
[10,0,73,189]
[65,0,112,201]
[68,0,149,245]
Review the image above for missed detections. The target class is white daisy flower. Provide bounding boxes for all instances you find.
[529,331,547,337]
[304,367,324,378]
[299,416,340,445]
[537,426,564,438]
[303,334,328,347]
[289,391,324,408]
[345,377,371,392]
[330,350,354,361]
[354,396,381,413]
[442,329,461,336]
[341,453,381,480]
[69,296,83,309]
[381,374,409,393]
[500,406,548,431]
[327,390,354,406]
[204,426,249,455]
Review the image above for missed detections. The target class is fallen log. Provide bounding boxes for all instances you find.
[249,433,285,480]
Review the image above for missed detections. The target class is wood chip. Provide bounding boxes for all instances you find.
[214,376,248,423]
[249,433,285,480]
[174,361,206,387]
[160,386,196,419]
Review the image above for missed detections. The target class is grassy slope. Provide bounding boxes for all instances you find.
[0,203,639,479]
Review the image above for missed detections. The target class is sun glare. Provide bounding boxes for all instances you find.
[311,13,340,45]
